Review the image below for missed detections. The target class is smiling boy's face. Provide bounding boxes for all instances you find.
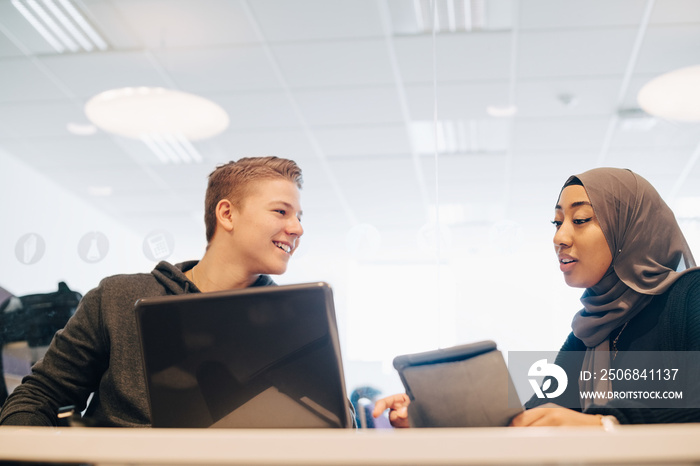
[228,178,304,276]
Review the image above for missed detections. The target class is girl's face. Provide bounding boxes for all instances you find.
[552,185,613,288]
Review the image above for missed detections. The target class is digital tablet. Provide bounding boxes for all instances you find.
[393,340,523,427]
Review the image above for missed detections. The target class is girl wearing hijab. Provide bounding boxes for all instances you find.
[374,167,700,427]
[511,167,700,426]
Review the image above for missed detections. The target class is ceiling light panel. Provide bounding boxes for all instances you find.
[11,0,108,53]
[389,0,510,35]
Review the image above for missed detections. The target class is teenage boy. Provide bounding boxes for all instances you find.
[0,156,304,426]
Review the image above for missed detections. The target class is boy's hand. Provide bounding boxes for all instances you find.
[372,393,411,428]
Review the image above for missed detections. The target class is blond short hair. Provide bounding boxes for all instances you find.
[204,156,303,243]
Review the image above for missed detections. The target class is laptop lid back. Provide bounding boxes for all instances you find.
[135,282,352,428]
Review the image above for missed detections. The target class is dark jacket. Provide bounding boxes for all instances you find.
[525,269,700,424]
[0,261,274,426]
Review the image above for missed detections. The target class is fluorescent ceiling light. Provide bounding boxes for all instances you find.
[12,0,65,52]
[411,0,487,34]
[57,0,108,50]
[85,87,229,164]
[11,0,108,53]
[638,65,700,122]
[141,133,203,165]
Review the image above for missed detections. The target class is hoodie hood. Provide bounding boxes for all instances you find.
[151,260,276,295]
[152,260,198,295]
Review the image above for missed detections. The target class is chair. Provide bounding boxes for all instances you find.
[0,282,81,405]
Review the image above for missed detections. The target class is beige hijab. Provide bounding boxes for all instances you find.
[569,167,695,347]
[562,168,696,406]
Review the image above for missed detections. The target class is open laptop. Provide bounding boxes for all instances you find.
[134,282,353,429]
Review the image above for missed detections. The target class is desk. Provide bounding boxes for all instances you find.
[1,424,700,465]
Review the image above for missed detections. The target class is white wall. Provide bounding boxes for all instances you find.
[0,149,153,297]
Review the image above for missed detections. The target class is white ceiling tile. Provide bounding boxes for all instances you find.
[155,46,281,92]
[0,57,68,102]
[109,0,260,48]
[213,129,317,162]
[420,153,511,213]
[515,78,621,117]
[38,51,171,98]
[423,153,508,185]
[406,82,511,119]
[148,163,212,191]
[297,185,354,230]
[634,25,700,74]
[512,117,610,150]
[649,0,700,24]
[393,33,513,83]
[294,87,404,126]
[80,0,142,50]
[75,166,159,194]
[111,137,187,167]
[37,166,162,207]
[476,119,511,153]
[102,190,193,216]
[518,29,638,78]
[0,101,86,138]
[430,181,507,208]
[610,119,700,149]
[249,0,384,42]
[0,22,26,58]
[1,135,137,171]
[509,150,599,184]
[606,149,696,182]
[0,2,56,55]
[207,91,300,130]
[271,39,395,88]
[519,0,648,30]
[314,125,410,157]
[622,74,659,109]
[292,157,333,187]
[328,155,426,228]
[404,118,509,154]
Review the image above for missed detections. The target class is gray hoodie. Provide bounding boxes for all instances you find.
[0,261,274,426]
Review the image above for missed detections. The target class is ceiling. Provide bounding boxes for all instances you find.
[1,0,700,263]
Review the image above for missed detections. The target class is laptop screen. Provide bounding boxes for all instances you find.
[135,282,352,428]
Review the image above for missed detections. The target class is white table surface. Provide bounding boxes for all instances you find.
[2,424,700,465]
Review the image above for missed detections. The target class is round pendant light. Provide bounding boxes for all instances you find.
[85,87,229,140]
[637,65,700,122]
